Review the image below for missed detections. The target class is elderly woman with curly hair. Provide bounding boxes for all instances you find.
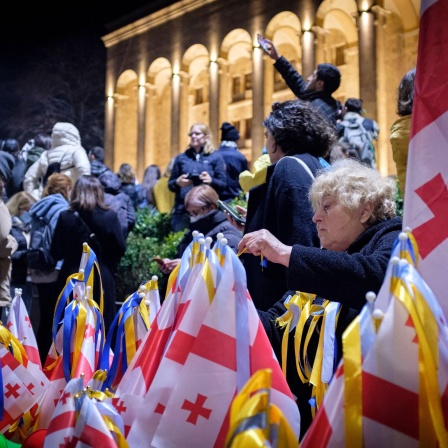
[239,158,402,438]
[231,99,336,312]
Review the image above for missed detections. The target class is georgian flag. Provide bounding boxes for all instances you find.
[7,290,41,369]
[403,0,448,317]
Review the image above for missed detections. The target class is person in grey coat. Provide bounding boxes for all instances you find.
[238,158,402,438]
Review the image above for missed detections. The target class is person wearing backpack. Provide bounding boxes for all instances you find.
[28,173,72,364]
[23,122,91,200]
[337,98,379,168]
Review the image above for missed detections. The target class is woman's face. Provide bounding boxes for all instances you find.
[312,195,371,252]
[265,129,282,163]
[189,125,207,152]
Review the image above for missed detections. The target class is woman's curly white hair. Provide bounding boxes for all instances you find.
[309,158,397,225]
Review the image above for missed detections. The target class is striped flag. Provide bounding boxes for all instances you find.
[403,0,448,317]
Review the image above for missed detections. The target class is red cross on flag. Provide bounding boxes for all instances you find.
[0,346,49,434]
[7,291,41,370]
[127,243,300,447]
[403,0,448,317]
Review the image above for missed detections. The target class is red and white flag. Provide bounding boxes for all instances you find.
[0,346,49,434]
[403,0,448,317]
[127,244,300,447]
[7,291,41,369]
[42,377,83,447]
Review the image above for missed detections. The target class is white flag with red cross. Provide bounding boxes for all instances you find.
[403,0,448,317]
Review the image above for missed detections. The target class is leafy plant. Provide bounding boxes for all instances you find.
[116,209,186,301]
[394,176,404,217]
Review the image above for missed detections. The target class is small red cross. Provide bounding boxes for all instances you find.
[5,383,21,399]
[181,393,212,425]
[26,382,35,394]
[114,398,127,414]
[60,391,71,405]
[84,323,95,339]
[413,173,448,258]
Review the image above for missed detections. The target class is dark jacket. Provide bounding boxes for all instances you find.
[176,210,242,256]
[6,157,27,199]
[217,142,249,201]
[120,182,140,210]
[99,170,136,237]
[168,147,227,215]
[241,153,322,311]
[274,56,341,125]
[90,160,112,178]
[51,207,126,331]
[10,214,32,284]
[258,216,402,438]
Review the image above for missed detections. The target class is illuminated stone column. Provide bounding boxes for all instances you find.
[252,44,265,164]
[105,94,115,169]
[357,7,377,120]
[137,84,147,180]
[209,59,220,148]
[301,29,316,79]
[171,72,181,158]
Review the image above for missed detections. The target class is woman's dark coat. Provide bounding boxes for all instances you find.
[258,216,402,439]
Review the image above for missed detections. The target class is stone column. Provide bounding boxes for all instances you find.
[251,45,265,164]
[209,60,220,148]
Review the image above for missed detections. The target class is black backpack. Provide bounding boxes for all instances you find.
[27,216,57,272]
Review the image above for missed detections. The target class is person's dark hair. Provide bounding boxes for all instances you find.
[397,67,416,117]
[1,138,20,155]
[89,146,105,163]
[70,175,108,212]
[344,98,363,114]
[139,164,161,205]
[316,63,341,94]
[263,100,337,158]
[34,133,52,150]
[42,173,72,200]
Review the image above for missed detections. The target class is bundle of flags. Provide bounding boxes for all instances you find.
[108,233,301,447]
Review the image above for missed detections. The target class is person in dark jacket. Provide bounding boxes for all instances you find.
[216,122,248,202]
[89,146,112,179]
[1,138,27,200]
[238,158,401,439]
[168,123,227,232]
[51,175,126,333]
[117,163,140,210]
[99,170,136,238]
[262,38,341,126]
[229,100,335,312]
[6,191,36,312]
[157,184,242,275]
[26,133,52,171]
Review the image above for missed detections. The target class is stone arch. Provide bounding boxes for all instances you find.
[114,69,139,173]
[145,58,172,172]
[180,44,210,151]
[219,29,253,159]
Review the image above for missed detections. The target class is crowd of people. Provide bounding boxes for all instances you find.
[0,48,415,441]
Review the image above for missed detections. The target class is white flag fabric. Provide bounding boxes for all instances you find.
[402,0,448,317]
[7,291,41,369]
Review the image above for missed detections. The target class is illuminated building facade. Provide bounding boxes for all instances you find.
[102,0,420,179]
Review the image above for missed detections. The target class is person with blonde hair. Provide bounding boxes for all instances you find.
[238,158,401,437]
[168,123,227,231]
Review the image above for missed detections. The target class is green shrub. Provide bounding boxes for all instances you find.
[116,209,186,301]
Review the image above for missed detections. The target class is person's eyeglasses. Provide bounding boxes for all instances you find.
[188,132,204,137]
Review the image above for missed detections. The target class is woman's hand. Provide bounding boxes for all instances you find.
[238,229,292,266]
[200,171,212,184]
[177,174,193,187]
